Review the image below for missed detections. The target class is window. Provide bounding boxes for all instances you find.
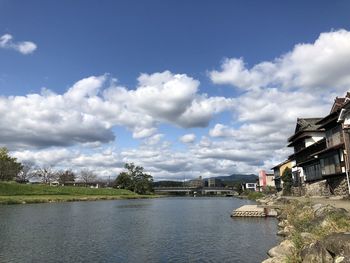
[304,163,322,181]
[326,125,343,147]
[320,152,341,176]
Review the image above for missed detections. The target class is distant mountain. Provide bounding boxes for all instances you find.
[206,174,258,183]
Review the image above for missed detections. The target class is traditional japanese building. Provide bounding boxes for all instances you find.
[315,95,350,195]
[287,118,326,187]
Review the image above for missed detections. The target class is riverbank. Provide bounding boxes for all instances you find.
[0,182,157,204]
[258,195,350,262]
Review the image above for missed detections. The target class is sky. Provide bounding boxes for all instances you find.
[1,0,350,180]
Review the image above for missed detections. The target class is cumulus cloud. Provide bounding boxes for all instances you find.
[0,34,37,54]
[208,30,350,171]
[179,133,196,143]
[0,71,233,150]
[4,30,350,180]
[209,29,350,93]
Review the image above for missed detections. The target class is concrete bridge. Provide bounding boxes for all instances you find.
[154,187,236,196]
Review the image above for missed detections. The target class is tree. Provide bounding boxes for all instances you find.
[36,166,58,184]
[281,167,293,195]
[79,169,97,186]
[16,161,36,183]
[0,147,22,181]
[114,163,153,194]
[114,171,133,190]
[58,170,76,185]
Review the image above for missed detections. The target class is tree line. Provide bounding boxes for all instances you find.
[0,147,153,194]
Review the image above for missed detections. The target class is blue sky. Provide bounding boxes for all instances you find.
[1,0,350,180]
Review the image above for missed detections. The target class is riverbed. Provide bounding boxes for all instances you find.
[0,197,278,263]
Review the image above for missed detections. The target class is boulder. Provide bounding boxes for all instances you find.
[277,230,287,237]
[334,256,350,263]
[268,240,295,258]
[301,241,333,263]
[322,232,350,257]
[284,225,294,235]
[313,205,348,219]
[277,221,285,228]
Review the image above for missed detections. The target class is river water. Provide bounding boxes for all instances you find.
[0,197,278,263]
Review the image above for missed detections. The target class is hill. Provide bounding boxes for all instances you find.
[207,173,258,183]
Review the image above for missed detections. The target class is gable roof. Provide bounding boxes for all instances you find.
[317,93,350,128]
[288,118,323,143]
[294,118,323,133]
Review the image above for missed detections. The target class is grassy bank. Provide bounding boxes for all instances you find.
[279,200,350,262]
[239,190,265,200]
[0,182,156,204]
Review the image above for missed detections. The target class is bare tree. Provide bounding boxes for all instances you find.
[79,169,97,186]
[16,161,36,183]
[36,166,58,184]
[58,169,76,185]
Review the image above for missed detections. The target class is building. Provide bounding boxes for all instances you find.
[287,118,326,189]
[271,159,295,191]
[314,95,350,195]
[188,176,204,188]
[208,178,222,187]
[243,182,257,191]
[258,170,275,190]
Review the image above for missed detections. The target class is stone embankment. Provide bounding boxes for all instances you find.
[259,195,350,263]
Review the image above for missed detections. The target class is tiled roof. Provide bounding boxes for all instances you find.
[295,118,323,133]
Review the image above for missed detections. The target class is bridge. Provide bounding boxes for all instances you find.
[154,187,236,196]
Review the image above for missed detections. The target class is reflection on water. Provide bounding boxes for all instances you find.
[0,197,278,263]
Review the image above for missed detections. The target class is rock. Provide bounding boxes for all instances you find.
[284,225,294,235]
[334,256,350,263]
[322,232,350,257]
[311,203,323,212]
[277,221,284,228]
[314,205,348,219]
[277,230,287,237]
[268,240,295,258]
[261,256,286,263]
[301,241,333,263]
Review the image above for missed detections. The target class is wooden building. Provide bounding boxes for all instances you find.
[287,118,326,186]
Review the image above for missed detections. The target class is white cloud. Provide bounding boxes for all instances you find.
[0,71,233,150]
[209,29,350,94]
[5,30,350,180]
[209,124,235,137]
[179,133,196,143]
[207,30,350,171]
[0,34,37,54]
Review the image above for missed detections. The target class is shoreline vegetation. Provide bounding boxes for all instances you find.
[0,182,157,205]
[258,195,350,263]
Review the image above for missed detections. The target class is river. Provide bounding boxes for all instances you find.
[0,197,278,263]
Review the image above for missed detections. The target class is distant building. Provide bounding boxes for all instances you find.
[243,182,257,191]
[271,159,295,191]
[258,170,275,190]
[188,176,204,188]
[208,178,222,187]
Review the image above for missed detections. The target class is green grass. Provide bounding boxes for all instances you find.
[279,200,350,262]
[244,191,265,200]
[0,182,157,204]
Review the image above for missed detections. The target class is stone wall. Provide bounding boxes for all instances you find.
[327,175,349,196]
[291,175,349,197]
[304,180,330,197]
